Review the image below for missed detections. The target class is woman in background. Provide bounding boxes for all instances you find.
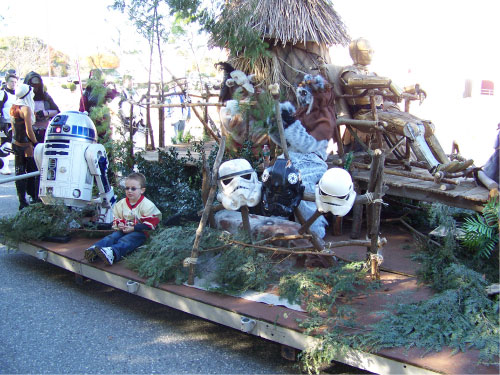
[10,83,39,209]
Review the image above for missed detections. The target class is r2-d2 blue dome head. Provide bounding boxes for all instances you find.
[46,111,97,143]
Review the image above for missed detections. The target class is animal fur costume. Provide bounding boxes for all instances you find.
[295,75,338,143]
[272,101,329,238]
[219,70,271,155]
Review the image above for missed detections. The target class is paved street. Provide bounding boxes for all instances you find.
[0,164,300,374]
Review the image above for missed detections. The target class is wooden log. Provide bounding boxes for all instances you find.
[298,210,322,234]
[336,118,384,130]
[477,170,499,191]
[438,183,457,191]
[350,202,363,239]
[294,207,324,251]
[273,96,290,160]
[369,150,385,256]
[191,105,221,144]
[128,102,134,169]
[232,239,372,255]
[187,137,226,285]
[200,152,216,228]
[354,161,460,185]
[240,205,253,242]
[254,234,312,245]
[136,102,224,109]
[333,216,343,236]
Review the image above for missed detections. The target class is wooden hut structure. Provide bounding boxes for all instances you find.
[211,0,350,99]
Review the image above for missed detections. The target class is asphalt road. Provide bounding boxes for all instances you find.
[0,161,366,375]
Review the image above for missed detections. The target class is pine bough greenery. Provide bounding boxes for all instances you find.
[0,203,79,246]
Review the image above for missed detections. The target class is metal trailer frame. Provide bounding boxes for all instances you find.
[16,241,441,375]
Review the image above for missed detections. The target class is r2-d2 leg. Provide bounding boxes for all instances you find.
[84,144,116,224]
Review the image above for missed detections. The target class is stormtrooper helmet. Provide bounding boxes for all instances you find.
[261,158,304,217]
[315,168,356,216]
[217,159,261,210]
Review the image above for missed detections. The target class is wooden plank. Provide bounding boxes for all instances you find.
[352,167,489,212]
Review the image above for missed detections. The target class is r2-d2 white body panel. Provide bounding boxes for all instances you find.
[34,111,115,223]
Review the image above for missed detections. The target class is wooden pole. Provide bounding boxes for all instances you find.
[187,137,226,285]
[191,105,221,144]
[368,150,385,253]
[200,152,216,228]
[298,210,322,235]
[294,207,324,251]
[240,205,253,242]
[128,103,134,170]
[273,94,290,160]
[137,102,224,109]
[158,106,165,148]
[364,149,385,280]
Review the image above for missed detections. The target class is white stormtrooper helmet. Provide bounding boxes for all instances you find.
[217,158,262,210]
[315,168,356,216]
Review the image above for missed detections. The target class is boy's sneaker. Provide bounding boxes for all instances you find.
[95,246,114,266]
[84,246,98,263]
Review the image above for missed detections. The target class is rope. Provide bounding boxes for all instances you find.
[364,192,387,206]
[370,252,384,266]
[183,257,198,267]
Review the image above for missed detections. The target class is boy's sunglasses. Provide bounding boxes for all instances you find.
[125,187,140,191]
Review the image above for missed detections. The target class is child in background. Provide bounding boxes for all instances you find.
[85,172,162,265]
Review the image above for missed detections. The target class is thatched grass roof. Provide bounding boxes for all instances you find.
[219,0,350,47]
[253,0,349,46]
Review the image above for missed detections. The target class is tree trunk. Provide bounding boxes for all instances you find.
[155,5,165,148]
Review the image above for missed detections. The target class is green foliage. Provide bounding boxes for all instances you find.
[168,0,270,63]
[461,197,499,259]
[412,201,499,285]
[171,129,194,144]
[225,139,260,170]
[134,143,207,217]
[125,225,229,286]
[280,262,376,374]
[279,262,370,313]
[108,138,135,178]
[211,243,274,294]
[0,203,78,245]
[359,264,499,364]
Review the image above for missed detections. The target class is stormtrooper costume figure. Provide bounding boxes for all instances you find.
[272,102,329,238]
[34,111,116,224]
[315,168,356,217]
[217,158,262,211]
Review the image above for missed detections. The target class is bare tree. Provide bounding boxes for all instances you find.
[0,36,49,76]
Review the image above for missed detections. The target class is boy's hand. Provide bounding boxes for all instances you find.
[122,226,134,234]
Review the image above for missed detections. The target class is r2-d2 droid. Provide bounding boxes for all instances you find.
[34,111,116,224]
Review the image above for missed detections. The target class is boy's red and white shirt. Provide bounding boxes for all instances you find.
[112,195,162,231]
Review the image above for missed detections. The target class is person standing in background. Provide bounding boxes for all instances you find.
[0,69,18,174]
[23,71,59,143]
[10,83,38,209]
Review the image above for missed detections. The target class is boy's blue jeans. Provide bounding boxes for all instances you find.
[94,230,146,262]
